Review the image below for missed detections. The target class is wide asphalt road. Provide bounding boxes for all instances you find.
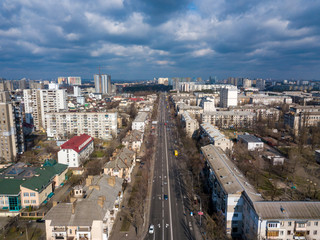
[146,93,196,240]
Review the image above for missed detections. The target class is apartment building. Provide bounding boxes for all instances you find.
[200,123,233,151]
[0,92,24,162]
[46,112,117,140]
[202,111,255,128]
[132,112,149,132]
[23,89,67,130]
[202,145,263,238]
[44,175,123,240]
[230,105,281,121]
[181,111,199,137]
[58,134,94,167]
[284,105,320,135]
[220,87,238,108]
[202,144,320,240]
[67,76,81,85]
[94,74,111,94]
[199,96,216,112]
[249,94,292,105]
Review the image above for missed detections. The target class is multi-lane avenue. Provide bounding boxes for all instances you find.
[146,93,197,240]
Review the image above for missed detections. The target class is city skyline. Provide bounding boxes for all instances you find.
[1,0,320,80]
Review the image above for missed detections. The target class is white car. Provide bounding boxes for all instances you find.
[149,224,154,234]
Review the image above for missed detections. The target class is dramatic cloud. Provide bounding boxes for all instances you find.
[0,0,320,80]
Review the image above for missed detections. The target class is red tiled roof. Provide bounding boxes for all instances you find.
[60,134,93,153]
[129,97,144,102]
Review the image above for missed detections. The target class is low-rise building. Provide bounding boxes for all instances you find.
[132,112,149,133]
[121,130,144,152]
[202,144,320,240]
[202,111,255,129]
[104,148,136,182]
[200,123,233,151]
[284,105,320,135]
[58,134,94,167]
[44,175,123,240]
[181,112,199,137]
[0,161,68,211]
[238,134,264,151]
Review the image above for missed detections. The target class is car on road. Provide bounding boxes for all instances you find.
[164,194,168,200]
[36,219,45,223]
[149,224,154,234]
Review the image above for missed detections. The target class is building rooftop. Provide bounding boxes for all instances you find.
[133,112,148,123]
[238,134,262,143]
[60,134,93,153]
[254,201,320,220]
[201,145,263,201]
[44,175,123,226]
[200,123,226,141]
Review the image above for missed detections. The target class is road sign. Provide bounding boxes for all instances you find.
[198,211,204,216]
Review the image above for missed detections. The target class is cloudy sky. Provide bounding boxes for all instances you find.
[1,0,320,80]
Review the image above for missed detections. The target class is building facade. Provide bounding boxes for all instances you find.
[202,111,255,129]
[58,134,94,167]
[94,74,111,94]
[220,87,238,108]
[46,112,117,140]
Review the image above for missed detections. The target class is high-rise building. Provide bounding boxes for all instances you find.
[220,87,238,108]
[94,74,111,94]
[67,76,81,85]
[23,89,67,130]
[0,92,24,162]
[73,86,81,97]
[58,77,67,85]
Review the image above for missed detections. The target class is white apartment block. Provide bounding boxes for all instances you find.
[249,94,292,105]
[202,111,255,129]
[199,96,216,112]
[58,134,94,167]
[202,144,320,240]
[46,112,117,140]
[200,123,233,151]
[220,87,238,108]
[181,112,199,137]
[132,112,148,132]
[23,89,67,130]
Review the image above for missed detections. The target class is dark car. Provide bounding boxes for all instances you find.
[164,194,168,200]
[36,219,45,223]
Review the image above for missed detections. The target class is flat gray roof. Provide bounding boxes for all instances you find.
[201,145,263,201]
[254,201,320,220]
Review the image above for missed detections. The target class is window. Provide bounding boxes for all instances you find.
[287,230,291,235]
[314,230,318,235]
[268,223,278,228]
[31,200,36,204]
[288,222,292,226]
[280,231,284,236]
[298,223,305,228]
[23,192,29,197]
[234,213,238,217]
[307,222,311,226]
[315,222,318,226]
[30,192,36,197]
[24,200,29,204]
